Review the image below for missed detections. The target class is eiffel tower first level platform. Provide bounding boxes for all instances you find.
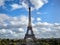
[24,7,36,42]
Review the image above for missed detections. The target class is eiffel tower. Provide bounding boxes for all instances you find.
[24,7,36,42]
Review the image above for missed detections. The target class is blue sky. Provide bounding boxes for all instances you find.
[0,0,60,39]
[0,0,60,23]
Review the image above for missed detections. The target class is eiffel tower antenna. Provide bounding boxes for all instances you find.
[28,7,31,27]
[24,7,36,42]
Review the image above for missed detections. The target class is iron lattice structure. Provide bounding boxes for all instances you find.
[24,7,36,42]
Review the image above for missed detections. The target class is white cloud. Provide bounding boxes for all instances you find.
[37,12,48,15]
[0,0,13,6]
[0,13,60,39]
[40,28,53,32]
[37,17,41,21]
[10,0,48,11]
[33,28,39,34]
[22,0,48,10]
[18,28,24,32]
[34,22,53,27]
[0,14,9,20]
[43,0,48,3]
[0,0,5,6]
[37,12,41,14]
[21,1,28,10]
[30,0,44,10]
[0,0,48,11]
[0,29,6,34]
[11,4,22,10]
